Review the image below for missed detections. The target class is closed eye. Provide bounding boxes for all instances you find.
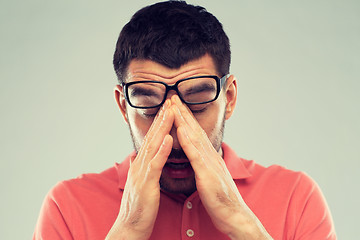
[189,104,208,114]
[182,84,216,97]
[130,87,160,98]
[139,107,160,118]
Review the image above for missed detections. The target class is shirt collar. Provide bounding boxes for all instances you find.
[116,142,252,190]
[221,142,252,180]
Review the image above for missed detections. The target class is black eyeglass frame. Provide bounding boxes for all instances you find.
[122,75,229,109]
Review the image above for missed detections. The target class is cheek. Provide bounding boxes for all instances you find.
[127,109,153,144]
[196,102,226,137]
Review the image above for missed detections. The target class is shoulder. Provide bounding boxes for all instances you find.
[35,165,123,239]
[243,159,315,187]
[223,143,317,191]
[239,160,336,238]
[241,159,331,220]
[48,165,119,202]
[238,158,323,206]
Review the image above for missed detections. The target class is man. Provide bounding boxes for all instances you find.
[34,1,336,239]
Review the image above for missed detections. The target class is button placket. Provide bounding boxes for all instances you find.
[181,195,199,239]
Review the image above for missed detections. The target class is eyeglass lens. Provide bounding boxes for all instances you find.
[127,77,218,108]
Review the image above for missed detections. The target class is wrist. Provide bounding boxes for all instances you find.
[226,213,273,240]
[106,222,151,240]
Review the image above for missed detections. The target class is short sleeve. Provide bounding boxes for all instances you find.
[287,173,336,240]
[33,183,73,240]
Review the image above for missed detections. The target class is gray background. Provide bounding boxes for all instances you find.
[1,0,359,239]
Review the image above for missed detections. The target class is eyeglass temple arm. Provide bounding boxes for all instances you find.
[220,74,230,87]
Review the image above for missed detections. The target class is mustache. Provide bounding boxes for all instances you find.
[168,148,187,159]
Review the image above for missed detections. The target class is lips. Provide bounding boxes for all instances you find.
[163,158,194,178]
[165,161,191,169]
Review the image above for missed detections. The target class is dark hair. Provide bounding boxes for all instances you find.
[113,1,231,84]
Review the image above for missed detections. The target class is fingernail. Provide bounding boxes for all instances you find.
[171,95,178,104]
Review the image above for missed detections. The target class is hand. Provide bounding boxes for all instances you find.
[106,100,174,240]
[171,95,272,240]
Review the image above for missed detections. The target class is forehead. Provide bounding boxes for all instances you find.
[126,54,218,84]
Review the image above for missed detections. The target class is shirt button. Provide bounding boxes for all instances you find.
[186,201,192,209]
[186,229,194,237]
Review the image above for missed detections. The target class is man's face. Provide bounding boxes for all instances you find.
[116,54,236,196]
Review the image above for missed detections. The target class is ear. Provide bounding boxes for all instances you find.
[114,85,129,124]
[223,75,237,120]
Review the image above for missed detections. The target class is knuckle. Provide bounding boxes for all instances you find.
[147,160,160,172]
[191,133,202,146]
[144,143,156,155]
[180,137,192,149]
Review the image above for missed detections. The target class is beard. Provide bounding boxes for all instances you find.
[127,111,226,196]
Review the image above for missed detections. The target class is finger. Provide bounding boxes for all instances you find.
[137,100,174,161]
[144,103,174,154]
[171,95,199,131]
[171,97,214,154]
[171,101,187,129]
[172,96,213,151]
[147,134,173,181]
[176,126,207,172]
[171,97,222,172]
[142,100,169,145]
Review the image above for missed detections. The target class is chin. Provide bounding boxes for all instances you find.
[159,174,197,196]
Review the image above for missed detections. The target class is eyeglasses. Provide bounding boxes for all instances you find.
[122,75,228,109]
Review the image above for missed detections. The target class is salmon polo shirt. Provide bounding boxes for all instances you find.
[33,143,336,240]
